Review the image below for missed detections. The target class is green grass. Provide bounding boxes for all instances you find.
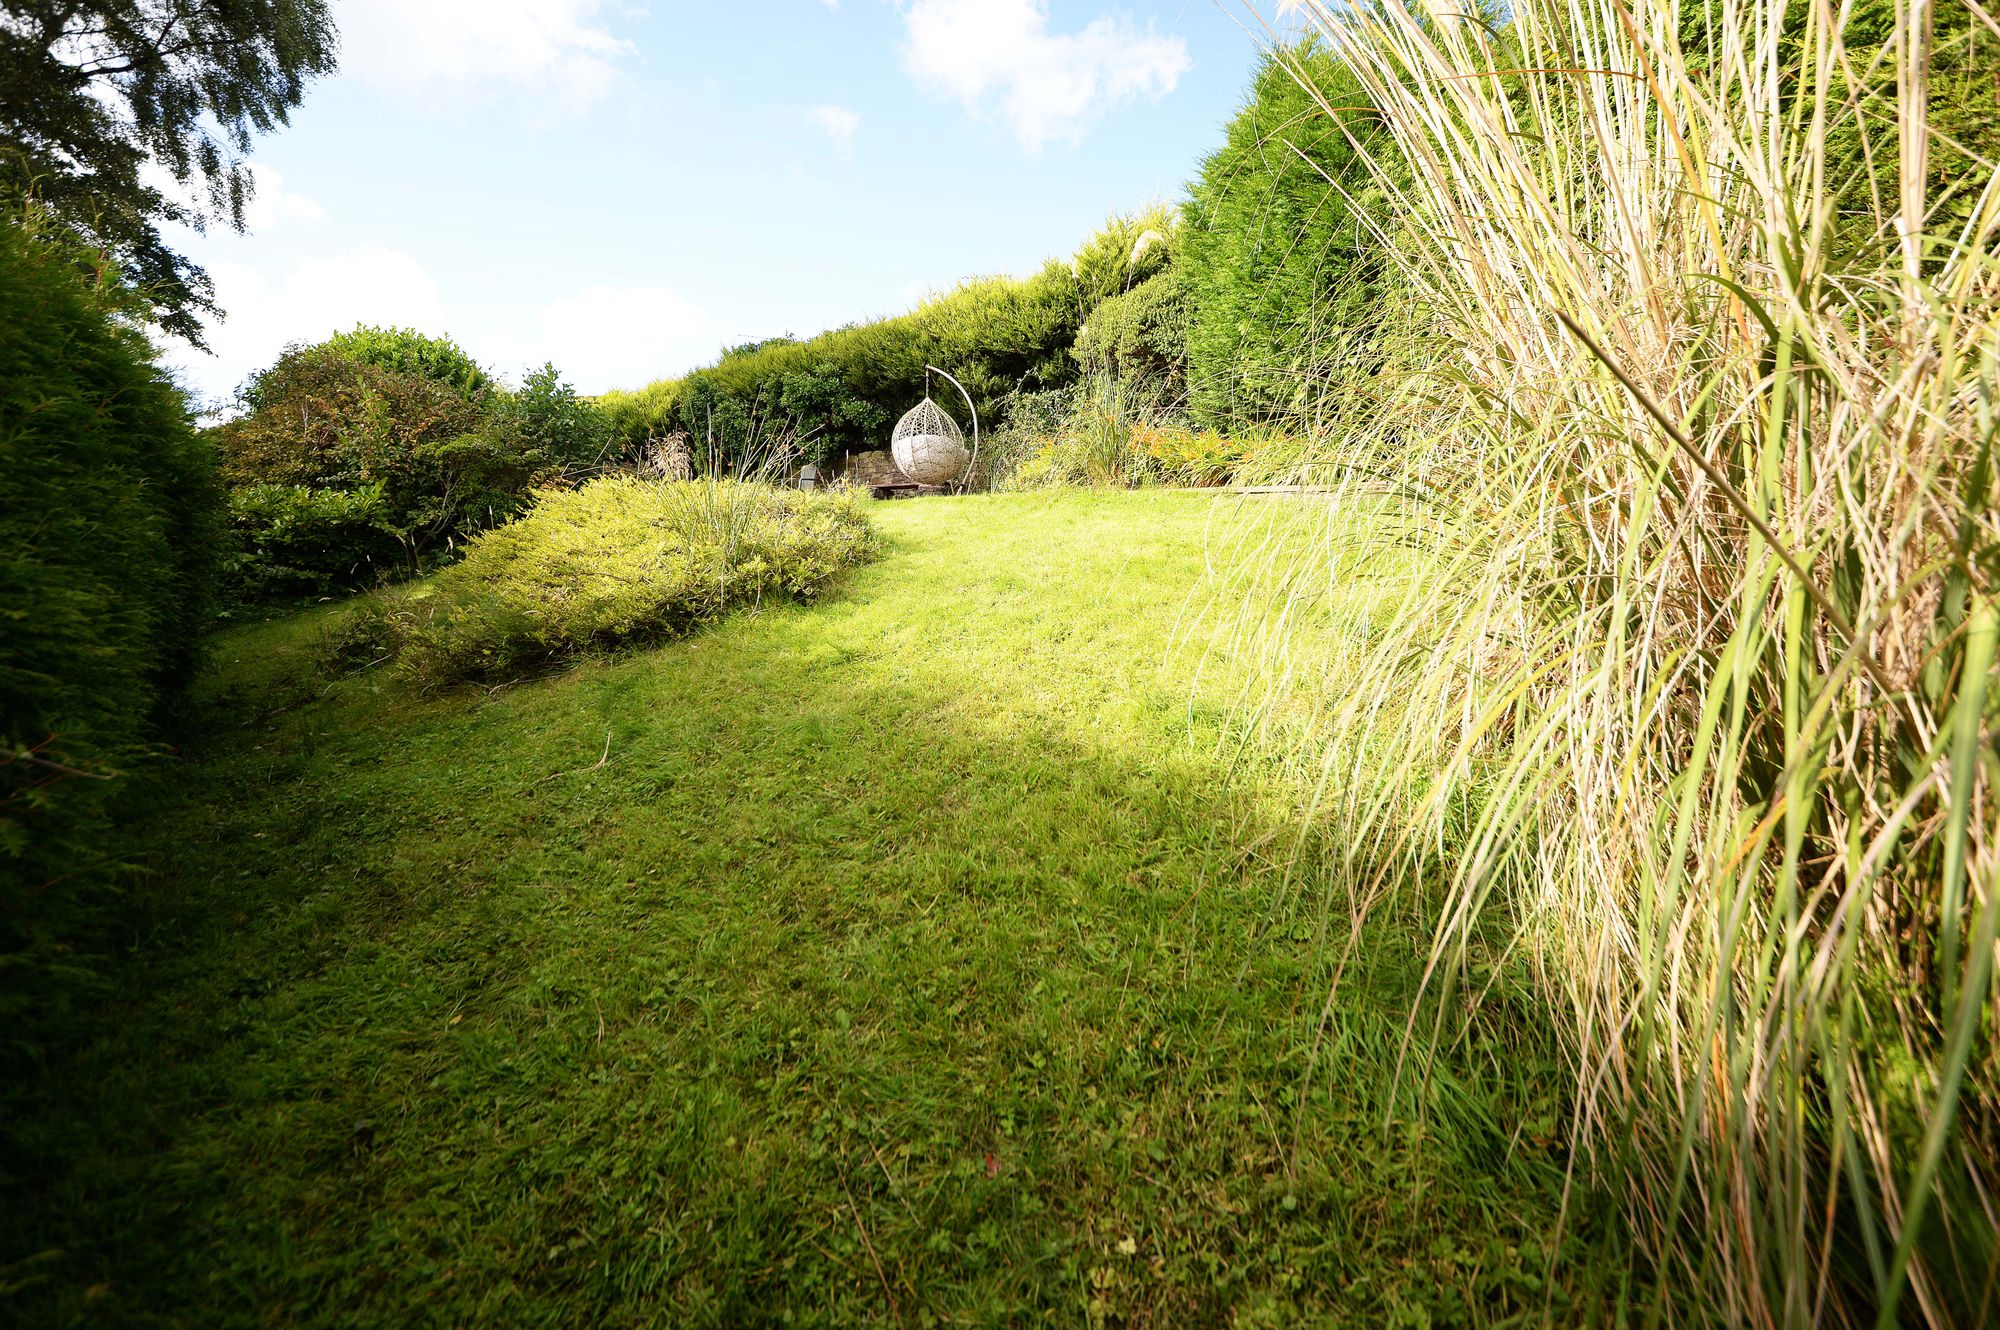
[4,491,1622,1327]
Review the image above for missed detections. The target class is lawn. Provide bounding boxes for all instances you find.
[4,490,1621,1327]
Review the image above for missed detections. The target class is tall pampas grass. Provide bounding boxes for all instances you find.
[1230,0,2000,1321]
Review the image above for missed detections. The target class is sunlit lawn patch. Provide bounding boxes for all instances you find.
[3,491,1622,1327]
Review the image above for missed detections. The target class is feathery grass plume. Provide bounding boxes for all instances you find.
[1226,0,1999,1322]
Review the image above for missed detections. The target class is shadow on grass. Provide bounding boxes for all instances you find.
[3,510,1631,1328]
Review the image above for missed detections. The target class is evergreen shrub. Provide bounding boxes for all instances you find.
[1180,41,1409,430]
[0,221,222,1041]
[358,476,873,682]
[1073,268,1191,396]
[309,326,494,400]
[599,209,1182,468]
[212,337,612,595]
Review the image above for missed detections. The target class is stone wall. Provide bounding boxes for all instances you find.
[842,449,905,488]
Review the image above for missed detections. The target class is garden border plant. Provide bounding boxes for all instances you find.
[1221,2,2000,1323]
[342,474,874,684]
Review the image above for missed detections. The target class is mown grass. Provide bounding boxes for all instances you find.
[5,491,1624,1327]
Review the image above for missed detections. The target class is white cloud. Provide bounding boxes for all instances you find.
[241,163,325,230]
[139,160,323,232]
[333,0,632,111]
[167,246,446,405]
[808,104,861,156]
[899,0,1190,151]
[511,285,717,396]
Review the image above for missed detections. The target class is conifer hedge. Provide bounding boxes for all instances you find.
[1,221,222,1044]
[1180,42,1407,431]
[599,210,1179,466]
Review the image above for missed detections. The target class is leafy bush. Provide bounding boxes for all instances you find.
[977,386,1073,489]
[499,362,614,471]
[774,362,893,469]
[225,481,398,599]
[362,476,873,682]
[1073,267,1191,396]
[310,325,494,400]
[211,338,589,593]
[1180,41,1409,430]
[0,219,222,1044]
[995,372,1301,491]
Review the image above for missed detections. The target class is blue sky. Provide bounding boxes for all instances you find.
[162,1,1284,405]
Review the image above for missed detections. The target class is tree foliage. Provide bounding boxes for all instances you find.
[214,333,615,595]
[313,325,496,401]
[500,362,615,472]
[0,0,338,343]
[213,341,528,585]
[1679,0,2000,253]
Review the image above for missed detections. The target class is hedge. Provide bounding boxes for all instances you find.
[1,220,223,1051]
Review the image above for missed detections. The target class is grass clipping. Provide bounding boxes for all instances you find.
[353,476,873,682]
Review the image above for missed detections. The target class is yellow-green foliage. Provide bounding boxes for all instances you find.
[598,207,1184,465]
[1011,418,1291,490]
[595,377,686,447]
[369,476,873,681]
[1066,202,1177,308]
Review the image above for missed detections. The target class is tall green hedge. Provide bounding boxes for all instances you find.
[600,209,1180,466]
[1180,41,1407,431]
[602,270,1078,468]
[1,220,222,1045]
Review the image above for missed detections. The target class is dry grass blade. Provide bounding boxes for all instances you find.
[1221,0,2000,1323]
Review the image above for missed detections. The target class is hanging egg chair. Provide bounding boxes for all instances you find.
[890,396,970,488]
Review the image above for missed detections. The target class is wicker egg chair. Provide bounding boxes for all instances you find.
[889,366,979,490]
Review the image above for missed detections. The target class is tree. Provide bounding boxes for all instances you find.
[0,1,338,344]
[500,363,614,472]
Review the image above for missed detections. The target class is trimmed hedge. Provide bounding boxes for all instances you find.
[1073,267,1191,397]
[1,220,223,1043]
[1180,41,1407,430]
[599,209,1180,467]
